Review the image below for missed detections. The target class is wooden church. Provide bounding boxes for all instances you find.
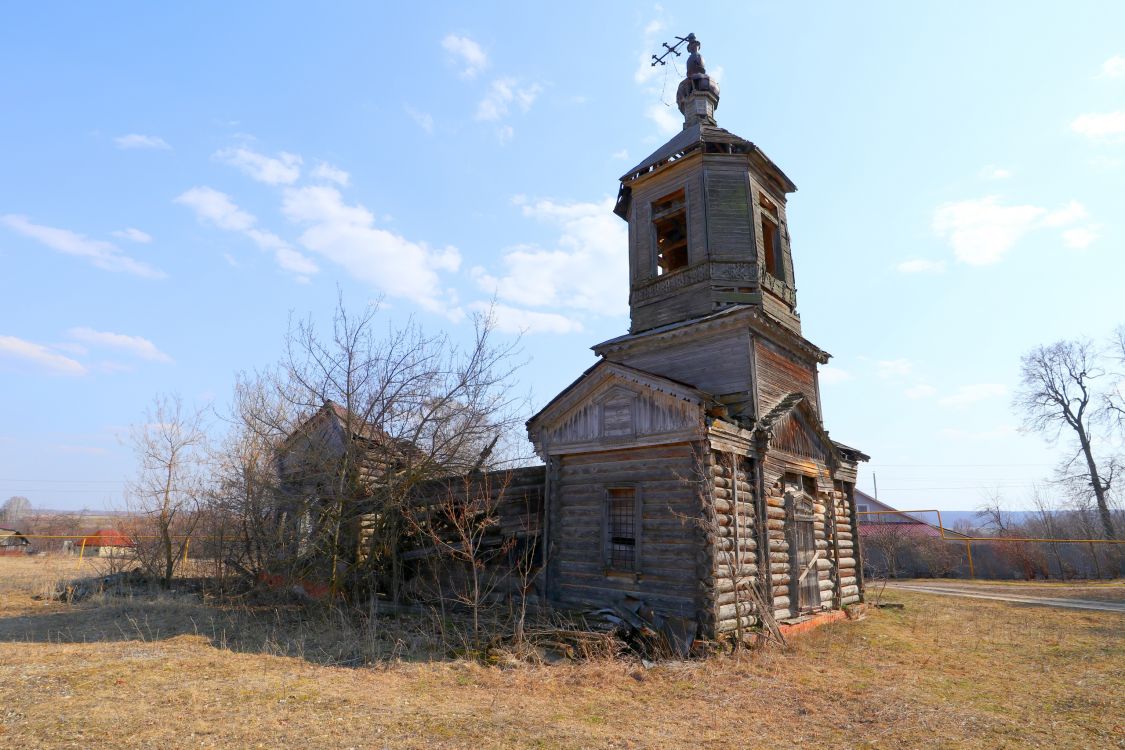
[282,35,868,641]
[522,34,869,636]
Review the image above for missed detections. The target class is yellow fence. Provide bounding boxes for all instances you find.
[10,533,218,572]
[856,509,1124,578]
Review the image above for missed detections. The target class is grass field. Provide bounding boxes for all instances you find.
[1,556,1122,749]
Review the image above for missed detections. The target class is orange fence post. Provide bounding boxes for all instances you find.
[76,538,87,572]
[965,540,974,579]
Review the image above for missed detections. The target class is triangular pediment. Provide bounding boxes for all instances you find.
[756,392,837,465]
[527,361,712,456]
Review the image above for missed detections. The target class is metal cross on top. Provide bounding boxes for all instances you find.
[650,32,699,67]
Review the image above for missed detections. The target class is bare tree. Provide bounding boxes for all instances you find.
[1104,325,1125,431]
[405,472,521,647]
[1030,486,1068,579]
[214,295,526,602]
[914,535,962,578]
[1016,338,1118,541]
[861,521,912,578]
[0,496,31,527]
[128,394,209,588]
[978,493,1049,580]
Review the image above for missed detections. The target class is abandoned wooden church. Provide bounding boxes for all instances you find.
[518,36,868,636]
[284,35,868,640]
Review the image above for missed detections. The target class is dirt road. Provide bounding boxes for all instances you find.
[882,581,1125,613]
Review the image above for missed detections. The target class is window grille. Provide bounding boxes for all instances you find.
[606,487,637,571]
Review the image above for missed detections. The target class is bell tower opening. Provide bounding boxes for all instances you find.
[614,33,803,335]
[759,194,784,282]
[653,190,688,275]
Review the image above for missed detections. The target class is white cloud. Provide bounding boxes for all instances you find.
[646,102,681,135]
[634,14,667,86]
[876,359,912,379]
[896,259,946,274]
[1070,112,1125,140]
[904,384,937,399]
[311,162,350,187]
[470,302,583,335]
[282,185,461,316]
[979,165,1011,180]
[818,365,850,385]
[1041,200,1088,227]
[114,134,170,150]
[932,197,1089,266]
[68,327,172,363]
[496,125,515,144]
[0,335,87,376]
[175,186,255,231]
[175,187,318,279]
[1062,226,1099,249]
[1099,55,1125,78]
[938,383,1008,408]
[214,146,302,185]
[476,78,542,122]
[442,33,488,79]
[405,105,434,134]
[471,196,628,321]
[611,149,629,161]
[111,227,152,243]
[0,214,165,278]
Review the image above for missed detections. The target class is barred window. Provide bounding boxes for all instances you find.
[606,487,638,571]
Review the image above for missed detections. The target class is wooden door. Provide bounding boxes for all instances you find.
[793,517,821,612]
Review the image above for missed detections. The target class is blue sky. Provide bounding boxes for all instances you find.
[2,2,1123,513]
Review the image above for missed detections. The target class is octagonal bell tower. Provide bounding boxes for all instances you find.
[613,34,802,335]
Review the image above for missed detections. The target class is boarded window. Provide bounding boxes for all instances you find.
[605,487,638,571]
[601,395,635,438]
[653,190,688,275]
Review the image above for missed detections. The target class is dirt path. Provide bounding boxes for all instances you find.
[883,582,1125,613]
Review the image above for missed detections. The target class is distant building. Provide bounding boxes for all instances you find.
[76,529,135,557]
[855,490,966,537]
[0,527,30,555]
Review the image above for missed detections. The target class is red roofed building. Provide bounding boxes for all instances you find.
[77,528,135,557]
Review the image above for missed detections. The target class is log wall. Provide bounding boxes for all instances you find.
[705,451,759,635]
[548,443,706,623]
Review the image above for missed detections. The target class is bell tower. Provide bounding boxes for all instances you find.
[613,34,802,335]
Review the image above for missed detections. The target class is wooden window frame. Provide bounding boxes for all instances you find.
[757,192,787,285]
[651,189,689,277]
[602,484,642,576]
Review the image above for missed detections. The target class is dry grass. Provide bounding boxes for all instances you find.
[0,556,1122,749]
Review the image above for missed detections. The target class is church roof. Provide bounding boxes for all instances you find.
[593,304,830,365]
[525,359,715,431]
[619,122,798,193]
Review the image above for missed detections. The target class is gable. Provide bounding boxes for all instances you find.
[770,408,830,461]
[756,392,837,465]
[527,362,709,456]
